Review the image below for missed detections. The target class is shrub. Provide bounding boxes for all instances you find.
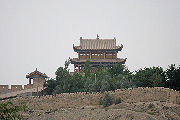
[148,103,154,109]
[0,101,27,120]
[99,93,113,107]
[147,111,155,115]
[114,97,122,104]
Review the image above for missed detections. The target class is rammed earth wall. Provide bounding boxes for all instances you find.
[5,87,180,111]
[111,87,180,104]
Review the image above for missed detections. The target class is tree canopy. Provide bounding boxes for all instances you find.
[43,59,180,95]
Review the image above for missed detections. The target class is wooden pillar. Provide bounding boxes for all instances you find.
[90,52,92,59]
[115,52,117,59]
[29,78,31,84]
[78,52,80,59]
[78,65,80,72]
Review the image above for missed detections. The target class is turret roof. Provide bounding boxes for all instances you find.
[26,68,48,79]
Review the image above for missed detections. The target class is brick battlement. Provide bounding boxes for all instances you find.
[0,83,41,94]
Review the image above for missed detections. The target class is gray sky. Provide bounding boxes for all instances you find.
[0,0,180,85]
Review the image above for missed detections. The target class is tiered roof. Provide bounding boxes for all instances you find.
[26,68,48,79]
[71,36,126,65]
[73,37,123,51]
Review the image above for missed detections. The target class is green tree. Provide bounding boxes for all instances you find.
[43,78,57,95]
[44,59,72,94]
[84,77,94,92]
[64,58,71,70]
[134,67,165,87]
[96,64,109,81]
[70,72,85,92]
[100,75,111,92]
[165,64,180,90]
[115,74,136,89]
[54,85,63,94]
[83,59,91,78]
[55,59,71,93]
[108,64,130,77]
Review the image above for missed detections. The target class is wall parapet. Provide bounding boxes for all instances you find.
[43,87,180,105]
[1,87,180,105]
[0,84,36,94]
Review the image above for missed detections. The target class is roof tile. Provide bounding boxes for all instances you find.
[80,39,116,50]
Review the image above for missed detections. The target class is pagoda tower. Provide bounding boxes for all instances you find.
[25,68,48,89]
[71,35,126,72]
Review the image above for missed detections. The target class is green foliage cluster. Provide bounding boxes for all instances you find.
[134,64,180,91]
[0,101,27,120]
[99,93,122,107]
[114,97,122,104]
[43,58,180,95]
[165,64,180,90]
[148,103,155,109]
[43,58,85,95]
[134,67,166,87]
[99,93,113,107]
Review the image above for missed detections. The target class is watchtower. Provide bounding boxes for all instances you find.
[26,68,48,88]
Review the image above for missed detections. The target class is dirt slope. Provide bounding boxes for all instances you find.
[19,101,180,120]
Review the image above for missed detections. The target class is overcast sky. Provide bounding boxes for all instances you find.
[0,0,180,85]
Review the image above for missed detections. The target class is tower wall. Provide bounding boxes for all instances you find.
[33,77,45,88]
[24,84,33,89]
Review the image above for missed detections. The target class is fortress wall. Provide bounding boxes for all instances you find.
[43,87,179,105]
[20,88,180,107]
[113,87,180,104]
[0,79,44,94]
[111,87,168,103]
[11,85,23,91]
[0,84,31,94]
[6,87,179,112]
[10,91,103,111]
[1,87,180,110]
[0,85,9,91]
[0,85,9,94]
[167,89,180,104]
